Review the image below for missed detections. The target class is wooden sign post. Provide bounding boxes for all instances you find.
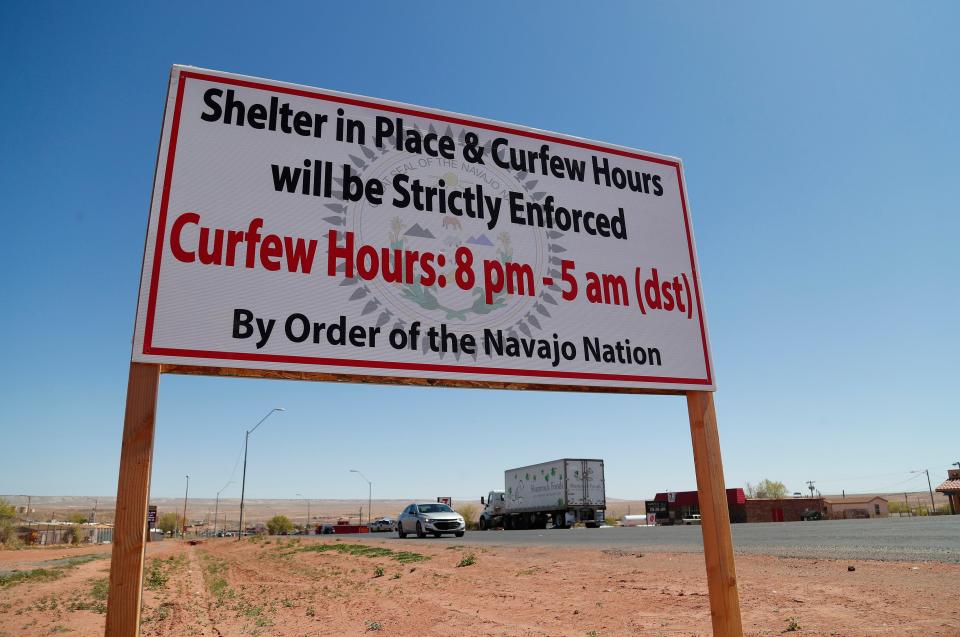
[105,363,160,636]
[105,66,744,636]
[688,391,743,635]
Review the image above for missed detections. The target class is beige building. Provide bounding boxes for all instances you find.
[825,496,888,519]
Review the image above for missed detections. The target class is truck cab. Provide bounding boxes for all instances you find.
[479,491,505,529]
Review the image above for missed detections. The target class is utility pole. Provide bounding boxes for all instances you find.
[806,481,815,498]
[182,476,190,538]
[296,493,311,534]
[214,481,234,537]
[350,469,372,526]
[911,469,936,514]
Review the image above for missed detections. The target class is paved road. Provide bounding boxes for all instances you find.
[374,516,960,563]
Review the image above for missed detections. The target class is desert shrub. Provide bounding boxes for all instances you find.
[0,498,19,547]
[157,512,181,536]
[457,504,479,530]
[65,526,84,545]
[266,515,293,535]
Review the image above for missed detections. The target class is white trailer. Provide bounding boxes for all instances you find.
[479,459,605,530]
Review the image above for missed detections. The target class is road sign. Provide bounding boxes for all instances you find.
[132,66,713,393]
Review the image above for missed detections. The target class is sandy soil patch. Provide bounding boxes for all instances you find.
[1,537,957,636]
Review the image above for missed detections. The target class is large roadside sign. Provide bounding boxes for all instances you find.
[110,67,741,637]
[132,66,714,393]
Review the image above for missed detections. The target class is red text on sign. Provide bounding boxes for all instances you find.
[169,212,317,273]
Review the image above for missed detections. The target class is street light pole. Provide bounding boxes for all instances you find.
[350,469,372,526]
[296,493,310,534]
[238,408,285,540]
[181,476,189,539]
[214,481,234,537]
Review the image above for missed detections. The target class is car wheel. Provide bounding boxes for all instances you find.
[416,522,426,538]
[478,517,487,531]
[397,521,406,538]
[455,531,464,537]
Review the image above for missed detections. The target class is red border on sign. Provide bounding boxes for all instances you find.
[142,70,713,387]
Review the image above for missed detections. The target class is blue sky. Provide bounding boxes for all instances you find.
[1,2,957,504]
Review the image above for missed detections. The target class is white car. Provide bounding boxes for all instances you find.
[369,517,395,532]
[397,502,465,538]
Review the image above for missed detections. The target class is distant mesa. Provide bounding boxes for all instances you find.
[404,224,435,239]
[466,234,494,246]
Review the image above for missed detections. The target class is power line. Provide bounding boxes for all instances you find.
[226,437,246,485]
[812,470,916,486]
[873,474,925,492]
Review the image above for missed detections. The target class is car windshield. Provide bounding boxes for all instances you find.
[417,504,453,514]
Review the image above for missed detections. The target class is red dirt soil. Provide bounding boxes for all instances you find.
[1,537,957,636]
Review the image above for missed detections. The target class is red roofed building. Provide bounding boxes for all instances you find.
[647,488,747,524]
[935,468,960,515]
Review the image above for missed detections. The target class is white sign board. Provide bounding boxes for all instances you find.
[132,66,714,392]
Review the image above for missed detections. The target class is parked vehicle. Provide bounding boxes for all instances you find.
[479,459,606,530]
[397,502,465,538]
[682,514,702,525]
[370,517,395,532]
[318,524,336,535]
[800,510,823,521]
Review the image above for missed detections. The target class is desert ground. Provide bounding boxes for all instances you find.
[1,536,957,636]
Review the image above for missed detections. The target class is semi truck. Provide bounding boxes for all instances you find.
[478,459,605,530]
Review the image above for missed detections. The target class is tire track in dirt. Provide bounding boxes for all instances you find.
[137,544,214,636]
[185,545,221,636]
